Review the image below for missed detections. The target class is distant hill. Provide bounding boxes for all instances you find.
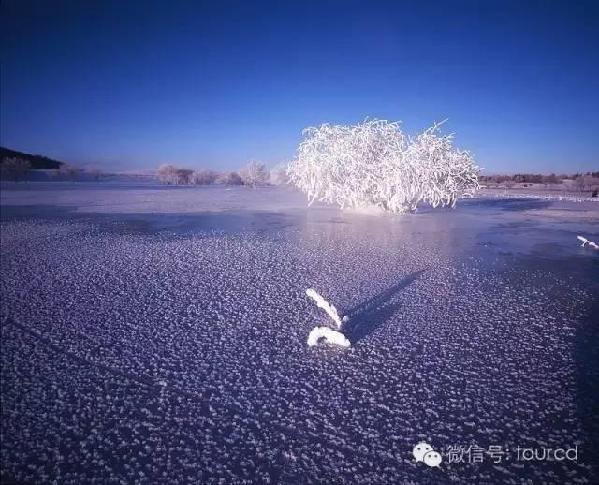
[0,146,64,169]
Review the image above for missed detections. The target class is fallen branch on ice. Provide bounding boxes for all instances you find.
[577,235,599,250]
[306,288,347,329]
[307,326,351,348]
[305,289,351,348]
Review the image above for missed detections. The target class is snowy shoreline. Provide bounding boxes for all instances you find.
[479,187,599,203]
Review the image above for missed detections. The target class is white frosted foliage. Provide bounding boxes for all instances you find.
[287,119,480,213]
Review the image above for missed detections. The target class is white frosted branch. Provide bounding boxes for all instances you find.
[307,326,351,348]
[306,288,345,329]
[577,235,599,249]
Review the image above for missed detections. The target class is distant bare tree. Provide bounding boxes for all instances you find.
[157,164,195,184]
[542,173,559,185]
[176,168,193,184]
[216,171,244,186]
[240,161,269,187]
[191,169,218,185]
[583,175,595,192]
[157,164,178,184]
[0,157,31,181]
[573,175,586,193]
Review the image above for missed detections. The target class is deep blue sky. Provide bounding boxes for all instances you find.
[1,0,598,173]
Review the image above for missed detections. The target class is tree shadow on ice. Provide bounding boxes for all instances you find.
[344,270,425,343]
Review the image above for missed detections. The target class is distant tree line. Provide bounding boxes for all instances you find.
[480,172,598,184]
[156,161,290,187]
[0,157,31,181]
[0,153,291,186]
[480,172,599,195]
[0,156,104,182]
[0,146,63,169]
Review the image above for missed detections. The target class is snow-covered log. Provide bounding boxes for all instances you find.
[577,235,599,249]
[305,289,351,348]
[307,326,351,348]
[306,288,346,329]
[287,119,479,213]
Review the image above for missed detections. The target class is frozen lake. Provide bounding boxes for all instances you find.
[1,183,598,484]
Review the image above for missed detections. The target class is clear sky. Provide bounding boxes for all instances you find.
[1,0,598,173]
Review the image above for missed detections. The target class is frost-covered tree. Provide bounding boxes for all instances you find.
[287,119,479,213]
[177,168,194,184]
[191,169,218,185]
[216,171,244,186]
[157,164,193,184]
[269,163,290,185]
[240,161,269,187]
[157,164,179,184]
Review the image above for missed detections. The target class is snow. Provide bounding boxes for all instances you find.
[1,184,598,483]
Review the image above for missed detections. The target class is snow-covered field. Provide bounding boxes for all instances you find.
[1,183,598,484]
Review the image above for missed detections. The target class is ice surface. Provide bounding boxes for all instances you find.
[1,183,598,484]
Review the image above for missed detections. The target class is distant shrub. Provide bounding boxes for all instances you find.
[157,164,178,184]
[157,164,193,184]
[158,164,250,186]
[542,174,559,184]
[240,161,269,187]
[216,171,244,186]
[176,168,193,184]
[191,169,218,185]
[576,174,598,192]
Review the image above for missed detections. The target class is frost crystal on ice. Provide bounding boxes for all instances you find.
[288,118,480,213]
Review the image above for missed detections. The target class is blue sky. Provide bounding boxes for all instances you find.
[1,0,598,173]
